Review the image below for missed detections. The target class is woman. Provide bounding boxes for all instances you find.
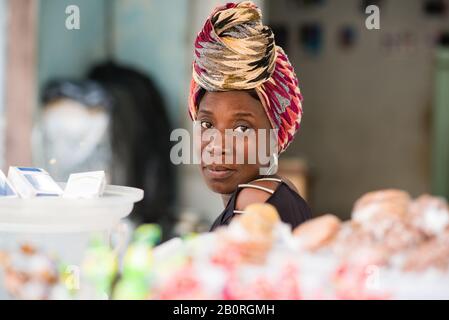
[188,1,312,231]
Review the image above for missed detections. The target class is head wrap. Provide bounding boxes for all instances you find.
[188,1,303,153]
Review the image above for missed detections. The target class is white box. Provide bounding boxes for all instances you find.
[8,167,63,198]
[63,171,106,199]
[0,170,18,198]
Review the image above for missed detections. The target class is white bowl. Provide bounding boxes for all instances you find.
[0,184,143,233]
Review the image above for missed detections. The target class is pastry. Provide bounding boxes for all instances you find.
[409,194,449,237]
[402,236,449,272]
[293,214,341,251]
[352,189,411,226]
[234,203,280,237]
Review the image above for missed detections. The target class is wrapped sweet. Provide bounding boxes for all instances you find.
[111,224,161,299]
[2,244,59,300]
[133,224,162,247]
[112,244,153,300]
[113,278,151,300]
[81,237,119,299]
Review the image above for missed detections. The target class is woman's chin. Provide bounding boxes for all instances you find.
[205,180,236,195]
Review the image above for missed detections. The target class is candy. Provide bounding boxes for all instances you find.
[81,240,118,297]
[133,224,162,246]
[113,278,150,300]
[121,243,153,281]
[2,244,59,300]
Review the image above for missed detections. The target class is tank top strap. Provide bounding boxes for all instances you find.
[233,177,284,215]
[251,177,283,183]
[236,183,276,195]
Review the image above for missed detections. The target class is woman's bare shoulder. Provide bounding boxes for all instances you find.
[234,178,281,211]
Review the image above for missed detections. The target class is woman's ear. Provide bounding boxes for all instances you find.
[266,153,279,175]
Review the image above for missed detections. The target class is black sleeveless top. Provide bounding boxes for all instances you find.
[210,177,312,231]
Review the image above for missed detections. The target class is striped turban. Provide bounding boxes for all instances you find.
[188,1,304,153]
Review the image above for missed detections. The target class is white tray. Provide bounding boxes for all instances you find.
[0,184,143,233]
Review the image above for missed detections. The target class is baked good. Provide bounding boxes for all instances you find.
[293,214,341,251]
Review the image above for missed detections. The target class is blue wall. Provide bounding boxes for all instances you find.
[38,0,189,124]
[38,0,107,93]
[113,0,189,123]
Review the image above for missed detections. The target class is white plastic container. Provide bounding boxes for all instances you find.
[0,184,143,298]
[0,170,18,198]
[0,184,143,233]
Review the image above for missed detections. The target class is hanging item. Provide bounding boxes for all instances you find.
[380,31,418,54]
[423,0,447,16]
[287,0,326,9]
[38,80,113,182]
[338,25,357,50]
[87,62,176,232]
[36,63,176,234]
[299,23,323,56]
[270,24,289,53]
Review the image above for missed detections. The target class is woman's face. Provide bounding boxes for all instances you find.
[197,90,272,194]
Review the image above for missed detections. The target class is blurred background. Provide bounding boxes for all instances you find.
[0,0,448,237]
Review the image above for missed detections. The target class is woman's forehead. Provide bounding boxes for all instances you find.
[198,91,265,117]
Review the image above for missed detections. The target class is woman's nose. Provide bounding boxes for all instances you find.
[205,130,231,156]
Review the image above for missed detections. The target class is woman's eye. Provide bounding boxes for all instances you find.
[200,121,213,129]
[234,125,250,133]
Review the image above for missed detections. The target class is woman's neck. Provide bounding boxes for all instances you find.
[221,193,233,207]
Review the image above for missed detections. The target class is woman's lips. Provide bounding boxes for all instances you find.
[203,165,236,180]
